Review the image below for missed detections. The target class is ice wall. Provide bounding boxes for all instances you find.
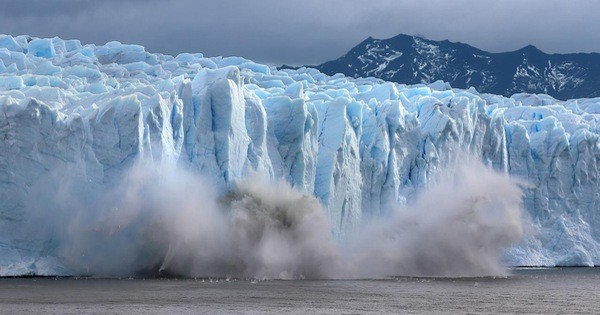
[0,35,598,275]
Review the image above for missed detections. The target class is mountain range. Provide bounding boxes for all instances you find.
[297,34,600,100]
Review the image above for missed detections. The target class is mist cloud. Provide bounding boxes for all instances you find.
[23,157,526,279]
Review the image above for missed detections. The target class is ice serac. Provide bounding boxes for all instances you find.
[0,35,599,275]
[187,66,252,184]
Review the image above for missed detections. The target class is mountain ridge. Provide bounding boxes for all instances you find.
[299,34,600,100]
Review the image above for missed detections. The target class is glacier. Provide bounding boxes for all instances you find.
[0,35,599,276]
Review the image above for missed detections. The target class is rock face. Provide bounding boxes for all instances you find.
[311,34,600,100]
[0,35,599,275]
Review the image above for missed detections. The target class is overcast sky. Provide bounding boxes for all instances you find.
[1,0,599,65]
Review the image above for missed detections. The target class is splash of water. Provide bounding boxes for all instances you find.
[160,175,342,279]
[348,160,525,277]
[24,158,525,278]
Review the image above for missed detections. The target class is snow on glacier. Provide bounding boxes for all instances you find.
[0,35,599,275]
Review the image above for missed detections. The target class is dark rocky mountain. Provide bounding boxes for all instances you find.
[305,34,600,100]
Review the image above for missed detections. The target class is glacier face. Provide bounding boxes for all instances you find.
[0,35,599,275]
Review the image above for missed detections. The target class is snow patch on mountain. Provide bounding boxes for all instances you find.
[315,34,600,100]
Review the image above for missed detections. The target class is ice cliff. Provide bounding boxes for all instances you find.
[0,35,598,275]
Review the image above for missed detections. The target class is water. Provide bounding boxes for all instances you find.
[1,268,599,314]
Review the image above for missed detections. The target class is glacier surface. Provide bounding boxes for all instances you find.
[0,35,599,276]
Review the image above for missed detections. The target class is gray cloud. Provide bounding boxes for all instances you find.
[0,0,599,65]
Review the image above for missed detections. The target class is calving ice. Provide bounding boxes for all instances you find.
[0,35,598,277]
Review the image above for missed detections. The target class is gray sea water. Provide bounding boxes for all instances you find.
[1,268,599,314]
